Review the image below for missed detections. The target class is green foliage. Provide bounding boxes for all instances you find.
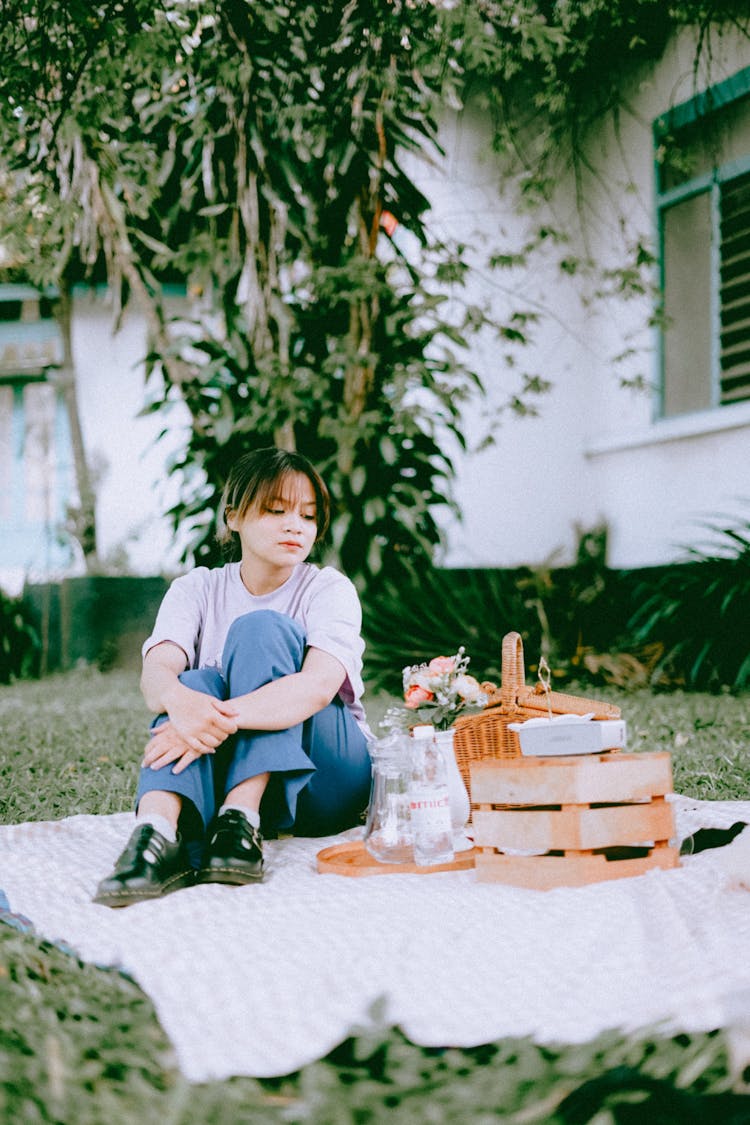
[129,0,532,580]
[361,527,628,695]
[0,591,39,684]
[362,521,750,697]
[436,0,750,394]
[1,0,537,584]
[442,0,750,178]
[279,1023,748,1122]
[2,0,750,587]
[626,513,750,691]
[362,563,537,693]
[0,927,179,1125]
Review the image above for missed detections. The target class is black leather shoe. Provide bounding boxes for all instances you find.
[197,809,264,886]
[93,824,195,907]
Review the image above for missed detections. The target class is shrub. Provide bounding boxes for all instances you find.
[361,529,625,694]
[362,518,750,697]
[362,563,539,694]
[625,514,750,691]
[0,591,40,683]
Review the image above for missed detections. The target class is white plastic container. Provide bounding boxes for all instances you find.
[509,716,627,757]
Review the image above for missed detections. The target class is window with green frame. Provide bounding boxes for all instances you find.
[655,67,750,418]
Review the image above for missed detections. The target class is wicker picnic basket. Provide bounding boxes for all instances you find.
[451,632,622,796]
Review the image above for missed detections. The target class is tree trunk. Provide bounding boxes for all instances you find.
[55,278,99,570]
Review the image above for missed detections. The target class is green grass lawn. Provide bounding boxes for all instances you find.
[1,668,750,1123]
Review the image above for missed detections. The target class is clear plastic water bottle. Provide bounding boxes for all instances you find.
[410,725,455,867]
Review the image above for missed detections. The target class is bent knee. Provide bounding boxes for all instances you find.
[226,609,305,646]
[178,667,226,697]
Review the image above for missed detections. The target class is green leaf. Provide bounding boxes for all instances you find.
[135,231,174,257]
[349,466,367,497]
[380,435,398,465]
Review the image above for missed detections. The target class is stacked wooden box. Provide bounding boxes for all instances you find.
[471,751,679,889]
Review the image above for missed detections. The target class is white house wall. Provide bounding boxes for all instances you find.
[69,289,191,576]
[419,24,750,569]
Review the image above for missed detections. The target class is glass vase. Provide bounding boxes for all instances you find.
[363,732,414,863]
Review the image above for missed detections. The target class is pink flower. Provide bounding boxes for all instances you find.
[404,684,435,709]
[427,655,456,676]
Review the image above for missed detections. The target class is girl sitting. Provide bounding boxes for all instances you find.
[94,447,372,906]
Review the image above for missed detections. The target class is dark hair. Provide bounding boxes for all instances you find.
[216,448,330,557]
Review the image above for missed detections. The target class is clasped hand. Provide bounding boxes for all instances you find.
[142,691,240,775]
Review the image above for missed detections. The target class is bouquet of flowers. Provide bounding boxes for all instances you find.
[381,647,487,732]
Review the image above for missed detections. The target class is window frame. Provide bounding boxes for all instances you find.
[654,64,750,420]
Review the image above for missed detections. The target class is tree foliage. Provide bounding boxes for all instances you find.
[1,0,749,581]
[2,0,522,580]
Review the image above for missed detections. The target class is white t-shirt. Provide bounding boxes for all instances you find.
[142,562,367,725]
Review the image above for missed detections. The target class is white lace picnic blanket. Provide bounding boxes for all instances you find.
[2,795,750,1081]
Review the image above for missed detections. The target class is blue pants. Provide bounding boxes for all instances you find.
[136,610,372,841]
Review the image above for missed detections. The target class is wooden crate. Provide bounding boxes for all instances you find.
[471,751,679,889]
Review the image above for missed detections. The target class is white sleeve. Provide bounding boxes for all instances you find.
[302,570,365,706]
[141,569,209,668]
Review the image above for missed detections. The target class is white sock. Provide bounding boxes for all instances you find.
[136,812,177,842]
[218,803,261,829]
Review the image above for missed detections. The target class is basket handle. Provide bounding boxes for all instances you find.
[517,684,620,719]
[501,632,525,707]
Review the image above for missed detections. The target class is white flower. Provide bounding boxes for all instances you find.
[409,669,437,691]
[453,673,484,702]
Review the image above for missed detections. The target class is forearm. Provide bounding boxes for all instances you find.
[141,644,239,752]
[231,671,339,731]
[140,658,190,715]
